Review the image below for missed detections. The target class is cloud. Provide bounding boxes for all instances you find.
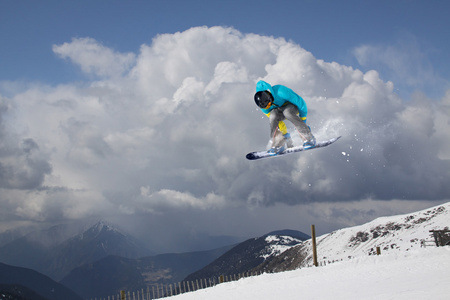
[138,186,226,211]
[0,96,52,190]
[53,37,136,78]
[0,26,449,246]
[352,32,450,98]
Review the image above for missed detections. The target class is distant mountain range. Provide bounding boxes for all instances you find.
[45,221,153,280]
[0,220,153,281]
[0,220,243,299]
[0,223,80,275]
[0,262,82,300]
[59,229,309,299]
[0,202,448,300]
[60,245,235,299]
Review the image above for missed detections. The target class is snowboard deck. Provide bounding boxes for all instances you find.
[246,136,341,160]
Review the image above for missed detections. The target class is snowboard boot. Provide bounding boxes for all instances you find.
[268,145,286,155]
[303,136,316,149]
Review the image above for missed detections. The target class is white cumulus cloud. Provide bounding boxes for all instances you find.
[0,26,449,248]
[53,37,136,78]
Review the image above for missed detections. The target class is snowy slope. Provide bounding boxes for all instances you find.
[307,201,449,264]
[170,247,450,300]
[168,202,450,299]
[253,202,449,274]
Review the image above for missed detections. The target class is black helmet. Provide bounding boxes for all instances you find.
[254,91,273,109]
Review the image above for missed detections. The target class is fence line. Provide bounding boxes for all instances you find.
[90,266,331,300]
[91,257,392,299]
[91,255,389,300]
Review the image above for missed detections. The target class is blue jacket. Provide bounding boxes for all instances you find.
[256,80,307,119]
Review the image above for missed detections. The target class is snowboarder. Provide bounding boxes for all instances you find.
[254,80,316,154]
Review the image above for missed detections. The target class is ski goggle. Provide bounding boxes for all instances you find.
[263,101,272,109]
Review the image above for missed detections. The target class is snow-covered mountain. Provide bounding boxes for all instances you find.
[0,221,153,281]
[170,202,450,300]
[45,220,153,280]
[257,201,449,272]
[184,230,308,282]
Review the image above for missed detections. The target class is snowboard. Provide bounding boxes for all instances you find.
[246,136,341,160]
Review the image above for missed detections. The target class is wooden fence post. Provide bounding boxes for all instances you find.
[120,290,126,300]
[311,224,318,267]
[376,246,381,255]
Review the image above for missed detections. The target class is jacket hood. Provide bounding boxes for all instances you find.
[256,80,274,94]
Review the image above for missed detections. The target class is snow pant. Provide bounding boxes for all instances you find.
[269,103,314,147]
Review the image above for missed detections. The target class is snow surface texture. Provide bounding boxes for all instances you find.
[171,247,450,300]
[306,201,450,264]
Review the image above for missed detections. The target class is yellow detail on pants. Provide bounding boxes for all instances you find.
[265,112,288,135]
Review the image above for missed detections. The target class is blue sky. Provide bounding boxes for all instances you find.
[1,0,450,252]
[2,0,449,97]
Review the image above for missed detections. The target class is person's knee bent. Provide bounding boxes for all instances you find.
[269,109,283,123]
[284,106,300,121]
